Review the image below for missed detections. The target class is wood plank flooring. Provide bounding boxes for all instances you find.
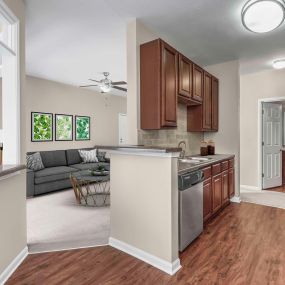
[265,185,285,193]
[7,202,285,285]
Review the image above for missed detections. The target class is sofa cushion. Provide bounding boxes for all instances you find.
[26,152,44,171]
[66,149,82,165]
[78,149,98,163]
[40,150,67,168]
[35,166,78,184]
[71,162,110,171]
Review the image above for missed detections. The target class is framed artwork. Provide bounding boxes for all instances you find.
[31,112,53,142]
[55,114,73,141]
[75,115,90,140]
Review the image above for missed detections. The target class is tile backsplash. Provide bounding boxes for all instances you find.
[138,104,203,155]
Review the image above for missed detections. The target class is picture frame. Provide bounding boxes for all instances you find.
[75,115,90,141]
[31,112,53,142]
[55,114,73,141]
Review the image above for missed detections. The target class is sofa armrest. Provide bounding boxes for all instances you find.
[26,169,35,197]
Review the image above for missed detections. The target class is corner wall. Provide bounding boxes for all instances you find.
[204,60,240,195]
[240,69,285,188]
[26,76,127,152]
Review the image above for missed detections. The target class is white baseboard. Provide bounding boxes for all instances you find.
[0,246,28,285]
[230,196,241,203]
[240,185,261,191]
[109,237,181,275]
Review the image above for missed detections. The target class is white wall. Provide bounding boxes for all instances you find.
[240,69,285,188]
[26,76,127,152]
[0,0,26,280]
[204,60,240,195]
[126,19,157,145]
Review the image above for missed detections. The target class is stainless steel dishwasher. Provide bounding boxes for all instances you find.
[178,169,204,251]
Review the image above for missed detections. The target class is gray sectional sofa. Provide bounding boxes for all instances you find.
[26,148,110,197]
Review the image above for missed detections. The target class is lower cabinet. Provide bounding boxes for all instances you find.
[212,173,222,214]
[202,158,235,223]
[222,170,229,206]
[203,178,212,222]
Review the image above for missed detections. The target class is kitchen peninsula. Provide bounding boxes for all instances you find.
[106,145,236,275]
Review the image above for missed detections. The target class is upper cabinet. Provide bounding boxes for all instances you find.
[140,39,178,130]
[140,38,219,131]
[187,72,219,132]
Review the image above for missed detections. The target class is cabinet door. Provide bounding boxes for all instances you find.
[203,179,212,222]
[212,77,219,131]
[161,41,178,127]
[193,64,203,103]
[178,54,193,99]
[203,72,212,130]
[222,170,229,206]
[229,167,235,198]
[212,173,222,214]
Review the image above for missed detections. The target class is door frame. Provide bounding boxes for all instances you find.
[118,113,127,145]
[258,97,285,190]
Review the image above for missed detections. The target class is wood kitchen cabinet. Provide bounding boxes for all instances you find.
[222,170,229,206]
[193,64,203,103]
[212,173,222,214]
[140,39,178,130]
[187,72,219,132]
[202,157,234,224]
[229,162,235,198]
[211,76,219,131]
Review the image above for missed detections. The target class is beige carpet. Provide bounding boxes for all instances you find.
[240,189,285,210]
[27,189,110,253]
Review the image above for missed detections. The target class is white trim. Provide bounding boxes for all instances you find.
[230,196,241,203]
[109,237,181,275]
[0,170,21,181]
[240,184,261,191]
[0,246,28,285]
[258,97,285,191]
[29,243,109,255]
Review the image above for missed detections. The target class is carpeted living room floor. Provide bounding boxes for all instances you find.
[27,189,110,253]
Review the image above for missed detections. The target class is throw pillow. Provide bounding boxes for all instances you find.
[97,151,107,162]
[26,152,45,171]
[78,149,98,163]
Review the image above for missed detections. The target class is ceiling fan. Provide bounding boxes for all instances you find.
[80,72,127,93]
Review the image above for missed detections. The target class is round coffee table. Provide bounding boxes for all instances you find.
[71,170,110,207]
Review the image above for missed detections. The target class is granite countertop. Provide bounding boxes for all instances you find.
[178,154,235,174]
[95,145,182,153]
[0,164,26,178]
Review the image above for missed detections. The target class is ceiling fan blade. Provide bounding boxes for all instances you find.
[80,84,98,87]
[112,81,127,85]
[89,79,100,83]
[113,86,127,92]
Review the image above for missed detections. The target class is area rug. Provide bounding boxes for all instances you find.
[27,189,110,253]
[240,189,285,210]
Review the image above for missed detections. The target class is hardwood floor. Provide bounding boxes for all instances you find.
[265,185,285,193]
[7,202,285,285]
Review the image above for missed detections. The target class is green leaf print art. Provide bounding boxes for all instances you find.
[32,112,53,142]
[75,116,90,140]
[55,114,73,141]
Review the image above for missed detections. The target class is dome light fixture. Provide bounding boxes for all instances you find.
[273,59,285,69]
[241,0,285,33]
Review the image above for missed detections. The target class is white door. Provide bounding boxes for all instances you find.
[118,113,127,145]
[262,103,282,189]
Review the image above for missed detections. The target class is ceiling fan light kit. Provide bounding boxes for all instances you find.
[80,72,127,93]
[273,59,285,69]
[241,0,285,33]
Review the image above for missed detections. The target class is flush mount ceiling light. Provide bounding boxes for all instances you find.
[273,59,285,69]
[242,0,285,33]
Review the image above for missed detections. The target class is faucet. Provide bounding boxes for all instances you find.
[178,141,186,159]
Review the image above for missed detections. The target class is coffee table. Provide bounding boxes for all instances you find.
[71,170,110,207]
